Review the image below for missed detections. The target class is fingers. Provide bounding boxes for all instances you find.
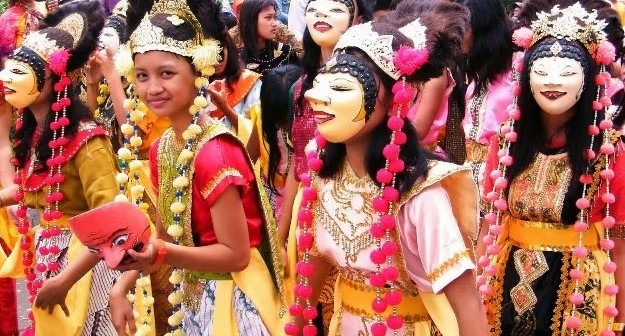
[61,302,70,317]
[126,309,137,334]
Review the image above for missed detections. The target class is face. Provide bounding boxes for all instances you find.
[257,6,278,41]
[0,59,41,109]
[134,51,198,118]
[98,26,121,55]
[530,56,585,115]
[69,202,151,269]
[306,0,351,48]
[305,71,368,143]
[213,47,228,77]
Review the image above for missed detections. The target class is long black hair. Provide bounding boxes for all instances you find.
[464,0,513,95]
[238,0,278,63]
[261,64,304,193]
[507,38,598,224]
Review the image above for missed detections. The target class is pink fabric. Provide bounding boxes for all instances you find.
[462,70,515,145]
[407,69,455,147]
[291,77,316,182]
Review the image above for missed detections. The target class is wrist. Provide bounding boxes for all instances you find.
[151,239,167,267]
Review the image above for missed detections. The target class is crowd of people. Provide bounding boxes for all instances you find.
[0,0,624,335]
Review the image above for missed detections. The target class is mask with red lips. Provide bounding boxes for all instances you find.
[69,201,151,269]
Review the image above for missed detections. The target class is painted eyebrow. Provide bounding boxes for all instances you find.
[330,78,357,84]
[86,227,128,247]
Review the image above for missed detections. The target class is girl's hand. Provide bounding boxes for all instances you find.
[84,55,103,85]
[95,47,118,81]
[206,87,229,112]
[114,238,157,272]
[34,276,70,316]
[109,283,136,335]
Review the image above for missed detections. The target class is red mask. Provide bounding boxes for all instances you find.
[69,202,151,269]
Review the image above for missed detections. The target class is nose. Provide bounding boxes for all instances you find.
[315,10,328,18]
[304,87,330,107]
[146,78,164,95]
[0,69,10,84]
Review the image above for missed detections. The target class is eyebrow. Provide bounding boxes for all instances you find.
[331,78,357,83]
[85,227,128,247]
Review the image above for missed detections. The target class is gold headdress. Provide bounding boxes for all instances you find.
[530,3,608,56]
[117,0,222,79]
[334,19,428,80]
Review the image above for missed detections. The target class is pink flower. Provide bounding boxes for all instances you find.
[512,27,533,49]
[595,40,616,65]
[49,49,70,75]
[393,45,429,76]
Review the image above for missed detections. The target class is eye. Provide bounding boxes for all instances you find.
[161,70,174,78]
[306,7,316,13]
[561,71,576,76]
[533,69,547,76]
[331,86,350,92]
[330,7,346,13]
[87,247,101,254]
[112,234,129,247]
[135,72,147,81]
[11,69,26,75]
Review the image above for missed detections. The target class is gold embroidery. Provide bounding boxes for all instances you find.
[550,252,571,335]
[486,242,512,335]
[510,250,548,315]
[426,250,471,283]
[199,167,244,199]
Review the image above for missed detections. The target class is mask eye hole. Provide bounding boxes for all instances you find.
[87,247,101,254]
[112,234,129,247]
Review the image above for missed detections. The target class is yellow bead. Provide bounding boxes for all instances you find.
[201,66,215,77]
[188,105,199,115]
[139,202,149,210]
[168,291,183,305]
[117,147,132,160]
[194,77,208,89]
[133,310,140,319]
[96,96,106,105]
[142,296,155,307]
[129,160,143,171]
[182,130,195,141]
[172,176,189,189]
[130,111,145,122]
[136,276,150,287]
[187,124,202,136]
[177,149,194,164]
[193,96,208,108]
[169,270,183,284]
[167,314,182,327]
[167,224,184,238]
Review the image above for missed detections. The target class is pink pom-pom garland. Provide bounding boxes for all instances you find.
[512,27,533,49]
[393,45,429,76]
[48,49,70,76]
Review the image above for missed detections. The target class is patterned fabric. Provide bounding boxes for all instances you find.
[229,22,304,60]
[0,238,17,336]
[183,281,271,336]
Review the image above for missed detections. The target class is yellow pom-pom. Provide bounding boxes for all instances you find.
[171,329,184,336]
[138,324,152,335]
[136,276,150,287]
[127,293,136,302]
[130,110,145,122]
[118,147,132,160]
[172,176,189,189]
[114,194,129,202]
[201,66,215,77]
[130,185,145,198]
[187,124,202,136]
[123,99,137,110]
[129,160,143,171]
[195,77,208,89]
[170,201,185,214]
[182,130,195,141]
[99,84,109,93]
[116,172,129,184]
[133,310,140,319]
[142,296,155,307]
[96,96,106,105]
[139,202,149,210]
[169,270,183,284]
[167,314,182,327]
[137,102,148,112]
[177,149,194,165]
[167,224,184,238]
[188,105,199,115]
[168,291,183,305]
[194,96,208,108]
[120,123,134,135]
[130,136,143,147]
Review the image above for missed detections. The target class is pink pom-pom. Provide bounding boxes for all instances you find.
[372,298,388,313]
[490,224,503,235]
[579,173,593,184]
[372,196,389,213]
[486,191,498,202]
[315,135,327,148]
[596,40,617,65]
[574,220,589,232]
[569,269,584,280]
[604,306,619,317]
[302,187,317,202]
[382,266,399,282]
[596,74,607,86]
[602,192,615,204]
[512,27,533,49]
[603,216,616,228]
[479,284,493,295]
[499,155,513,167]
[572,246,588,258]
[394,86,415,104]
[370,223,385,238]
[600,96,612,107]
[494,199,508,211]
[284,323,298,335]
[308,157,323,171]
[369,272,386,287]
[289,303,303,317]
[490,169,502,180]
[393,131,407,145]
[484,212,497,224]
[588,125,600,136]
[478,256,490,268]
[298,208,313,225]
[297,261,315,277]
[376,169,393,184]
[49,49,70,75]
[604,261,617,273]
[47,262,59,272]
[605,284,619,296]
[300,174,312,187]
[593,100,604,111]
[512,84,521,96]
[381,241,398,256]
[476,275,487,286]
[388,159,405,173]
[370,248,387,264]
[302,325,317,336]
[386,289,402,305]
[505,131,518,142]
[303,306,318,320]
[382,187,400,202]
[393,45,429,75]
[297,233,314,251]
[508,107,521,120]
[295,284,313,298]
[500,125,512,134]
[387,315,404,330]
[370,322,387,336]
[575,197,590,210]
[482,234,495,245]
[379,214,396,229]
[600,119,614,130]
[600,143,615,155]
[383,144,400,160]
[570,292,584,305]
[494,177,508,190]
[566,315,581,329]
[387,116,404,131]
[486,244,501,256]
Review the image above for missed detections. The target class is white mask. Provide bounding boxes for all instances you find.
[305,0,351,48]
[530,55,585,115]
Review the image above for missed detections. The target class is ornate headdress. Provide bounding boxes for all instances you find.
[479,1,623,334]
[286,1,469,335]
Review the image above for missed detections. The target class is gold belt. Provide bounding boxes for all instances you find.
[465,140,489,163]
[505,215,600,252]
[337,274,429,323]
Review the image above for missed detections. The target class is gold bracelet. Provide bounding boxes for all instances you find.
[613,322,624,332]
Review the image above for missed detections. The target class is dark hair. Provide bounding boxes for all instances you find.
[238,0,278,62]
[317,49,431,194]
[261,64,304,192]
[210,33,244,92]
[464,0,513,95]
[13,81,95,170]
[507,38,598,224]
[105,14,128,44]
